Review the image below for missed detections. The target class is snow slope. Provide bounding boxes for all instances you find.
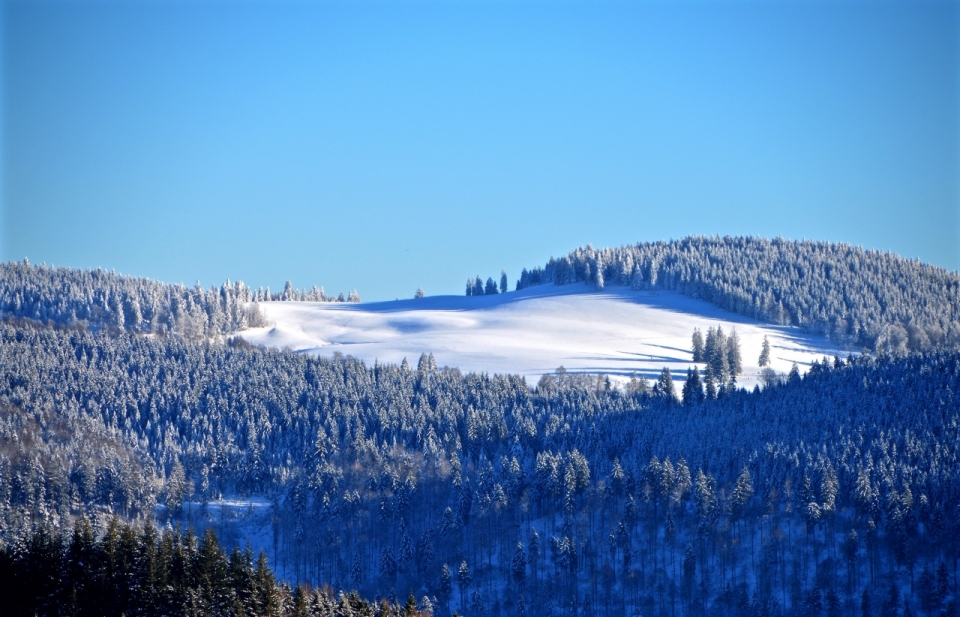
[237,284,846,390]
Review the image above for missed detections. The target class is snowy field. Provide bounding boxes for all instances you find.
[236,284,846,390]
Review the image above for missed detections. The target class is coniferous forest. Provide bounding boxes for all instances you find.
[514,237,960,354]
[2,237,960,616]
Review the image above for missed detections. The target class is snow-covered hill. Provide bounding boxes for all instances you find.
[237,285,845,390]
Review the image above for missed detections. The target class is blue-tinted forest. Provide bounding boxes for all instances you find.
[2,238,960,616]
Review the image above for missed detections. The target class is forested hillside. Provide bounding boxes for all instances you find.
[0,260,357,338]
[2,318,959,616]
[514,237,960,354]
[0,518,414,617]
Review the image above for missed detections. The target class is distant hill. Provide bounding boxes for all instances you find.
[514,236,960,353]
[0,261,353,337]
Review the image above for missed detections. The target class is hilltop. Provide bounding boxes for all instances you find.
[238,283,842,390]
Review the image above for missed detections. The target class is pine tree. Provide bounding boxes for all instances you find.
[731,466,754,524]
[627,371,649,395]
[403,592,418,617]
[167,461,187,515]
[415,287,425,299]
[457,561,471,609]
[500,270,508,294]
[759,336,771,367]
[292,585,311,617]
[352,554,363,588]
[704,364,718,400]
[726,327,742,376]
[253,551,281,617]
[512,542,527,587]
[788,362,801,383]
[198,528,232,614]
[705,326,730,383]
[485,277,499,295]
[439,564,453,609]
[682,367,705,405]
[379,547,398,583]
[692,329,705,362]
[654,367,678,402]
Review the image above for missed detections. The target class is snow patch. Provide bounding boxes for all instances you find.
[237,285,845,390]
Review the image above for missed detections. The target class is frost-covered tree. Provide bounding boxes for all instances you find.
[759,335,771,367]
[653,367,678,402]
[692,328,705,362]
[682,367,705,405]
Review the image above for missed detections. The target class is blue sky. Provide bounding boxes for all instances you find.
[2,0,958,300]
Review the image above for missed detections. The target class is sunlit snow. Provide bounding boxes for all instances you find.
[237,284,846,390]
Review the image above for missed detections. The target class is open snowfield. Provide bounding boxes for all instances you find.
[237,284,846,390]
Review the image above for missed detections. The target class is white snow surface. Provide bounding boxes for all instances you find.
[237,284,846,390]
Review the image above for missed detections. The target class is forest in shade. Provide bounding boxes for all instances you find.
[0,518,429,617]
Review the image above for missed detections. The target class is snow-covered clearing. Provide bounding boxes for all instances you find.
[237,285,845,390]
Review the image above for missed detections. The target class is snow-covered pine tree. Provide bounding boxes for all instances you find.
[759,336,771,367]
[692,328,705,362]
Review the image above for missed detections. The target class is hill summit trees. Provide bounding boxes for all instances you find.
[465,271,507,296]
[513,236,960,353]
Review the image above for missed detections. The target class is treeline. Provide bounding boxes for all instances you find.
[0,517,423,617]
[0,260,358,338]
[514,237,960,353]
[465,271,508,296]
[3,319,960,615]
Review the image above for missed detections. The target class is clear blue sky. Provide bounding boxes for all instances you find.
[2,0,958,300]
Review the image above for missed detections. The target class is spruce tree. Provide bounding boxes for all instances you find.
[654,367,678,402]
[759,336,771,367]
[682,367,704,405]
[512,542,526,587]
[439,564,453,610]
[692,329,705,362]
[704,364,718,400]
[788,362,801,383]
[726,327,742,376]
[457,561,471,608]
